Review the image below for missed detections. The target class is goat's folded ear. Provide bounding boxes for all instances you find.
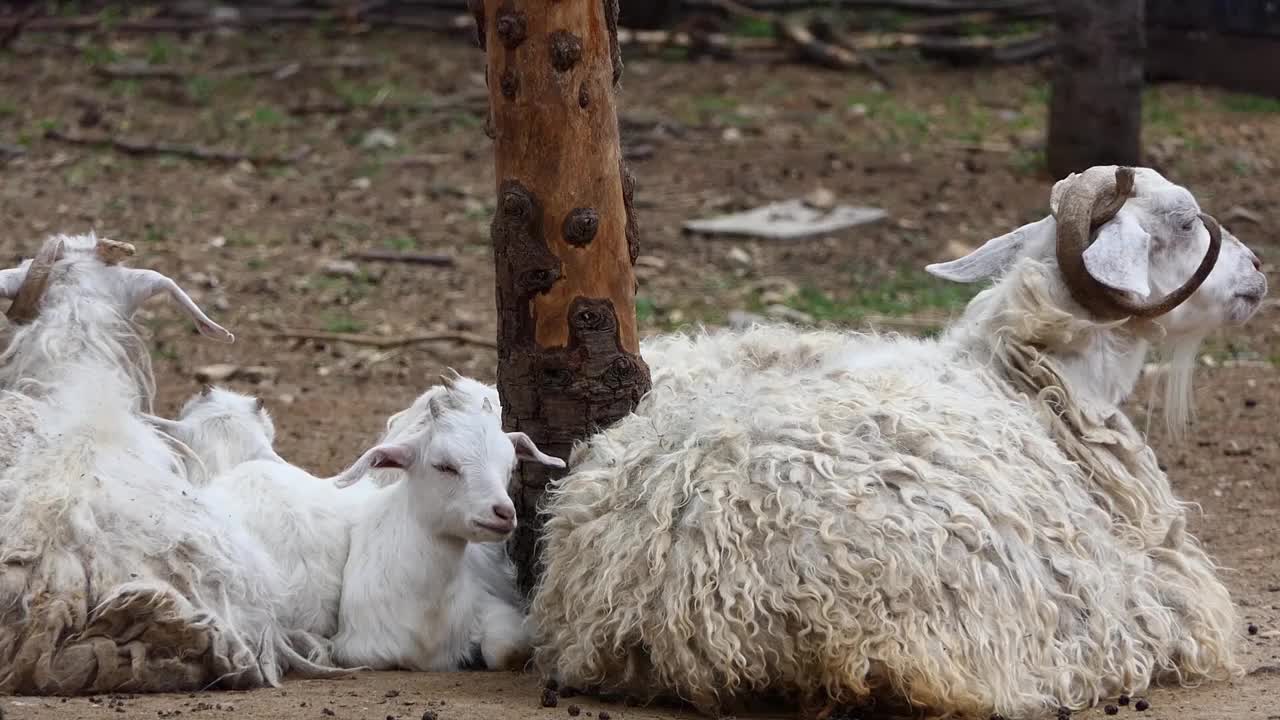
[508,432,566,469]
[926,215,1055,284]
[122,268,234,343]
[1,267,26,299]
[330,443,415,488]
[1081,209,1151,297]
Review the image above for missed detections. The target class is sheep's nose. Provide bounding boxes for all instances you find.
[492,504,515,522]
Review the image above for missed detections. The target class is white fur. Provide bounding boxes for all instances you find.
[329,380,562,672]
[0,234,333,695]
[531,168,1265,718]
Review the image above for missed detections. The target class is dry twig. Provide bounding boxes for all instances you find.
[344,250,456,267]
[44,129,309,166]
[95,56,375,81]
[273,328,497,350]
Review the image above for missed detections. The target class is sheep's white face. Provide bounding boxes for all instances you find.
[927,167,1267,336]
[331,388,564,544]
[177,386,277,447]
[0,233,233,342]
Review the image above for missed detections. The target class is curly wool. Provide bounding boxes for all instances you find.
[530,260,1239,718]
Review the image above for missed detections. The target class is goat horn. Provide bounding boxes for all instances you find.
[95,238,136,266]
[440,367,462,389]
[1053,166,1219,320]
[4,236,65,325]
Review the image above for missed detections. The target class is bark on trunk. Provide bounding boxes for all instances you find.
[1046,0,1144,179]
[471,0,652,597]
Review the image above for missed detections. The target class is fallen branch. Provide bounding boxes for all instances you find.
[44,129,309,166]
[286,91,487,117]
[273,328,497,350]
[95,56,375,81]
[344,250,456,267]
[0,9,467,36]
[702,0,887,80]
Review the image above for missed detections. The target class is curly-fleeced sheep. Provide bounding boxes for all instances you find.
[0,234,335,694]
[530,167,1265,718]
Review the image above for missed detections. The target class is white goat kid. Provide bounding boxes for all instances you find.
[0,234,332,694]
[329,373,563,672]
[531,166,1267,718]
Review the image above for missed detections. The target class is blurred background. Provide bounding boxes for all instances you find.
[0,0,1276,462]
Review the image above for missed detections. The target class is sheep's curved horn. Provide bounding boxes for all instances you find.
[95,238,136,266]
[1053,166,1220,319]
[5,236,65,325]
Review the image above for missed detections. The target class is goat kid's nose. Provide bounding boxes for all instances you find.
[492,504,515,522]
[1251,250,1263,271]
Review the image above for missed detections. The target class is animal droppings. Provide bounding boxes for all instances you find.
[1134,699,1150,712]
[567,705,582,717]
[1118,695,1130,706]
[1248,623,1260,635]
[598,713,611,720]
[1056,707,1071,719]
[322,710,336,717]
[1104,706,1119,715]
[541,688,560,708]
[421,712,437,720]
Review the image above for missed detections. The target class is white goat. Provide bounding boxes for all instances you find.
[531,166,1266,718]
[328,372,564,672]
[0,234,333,694]
[147,385,368,652]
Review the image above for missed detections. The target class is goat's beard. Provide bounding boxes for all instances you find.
[1155,333,1206,441]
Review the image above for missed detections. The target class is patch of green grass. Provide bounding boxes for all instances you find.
[323,312,366,334]
[108,78,141,98]
[0,99,18,117]
[635,296,658,324]
[1014,147,1046,176]
[335,80,396,107]
[247,258,266,270]
[81,44,121,67]
[754,270,977,329]
[1143,90,1184,134]
[251,105,286,127]
[143,226,166,244]
[185,75,214,105]
[732,16,774,38]
[657,45,688,63]
[385,235,418,251]
[146,38,177,66]
[1220,92,1280,114]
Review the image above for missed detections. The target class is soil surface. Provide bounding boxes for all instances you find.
[1,20,1278,720]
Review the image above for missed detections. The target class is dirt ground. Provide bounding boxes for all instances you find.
[1,18,1278,720]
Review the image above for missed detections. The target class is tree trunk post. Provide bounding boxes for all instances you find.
[470,0,652,597]
[1047,0,1144,179]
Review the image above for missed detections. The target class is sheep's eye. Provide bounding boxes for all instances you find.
[1180,218,1197,232]
[432,463,459,475]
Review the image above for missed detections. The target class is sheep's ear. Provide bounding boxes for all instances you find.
[482,397,495,414]
[331,443,416,488]
[926,216,1054,283]
[121,268,234,343]
[508,432,566,469]
[1081,208,1151,297]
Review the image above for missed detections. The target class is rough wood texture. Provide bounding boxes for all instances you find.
[1146,28,1280,100]
[1046,0,1144,179]
[473,0,652,596]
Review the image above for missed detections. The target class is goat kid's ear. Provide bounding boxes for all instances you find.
[140,412,186,436]
[1081,208,1151,297]
[331,443,415,488]
[925,215,1055,284]
[122,268,234,344]
[507,432,566,469]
